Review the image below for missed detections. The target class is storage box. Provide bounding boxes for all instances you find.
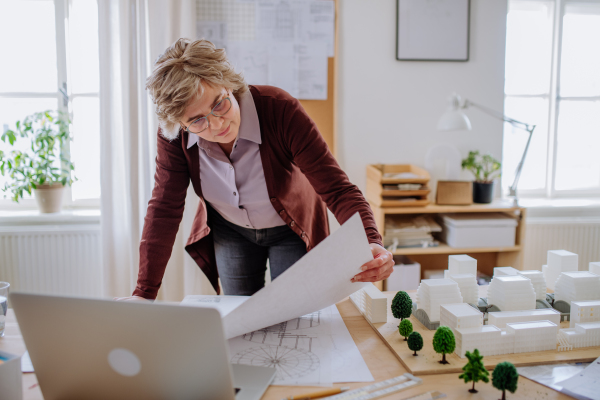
[436,181,473,205]
[386,255,421,291]
[366,164,431,207]
[439,213,518,248]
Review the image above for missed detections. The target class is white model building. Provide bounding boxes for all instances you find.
[494,266,519,276]
[516,270,547,301]
[554,271,600,305]
[589,262,600,276]
[488,309,561,329]
[543,250,578,290]
[349,283,387,324]
[447,255,477,276]
[444,273,479,305]
[440,303,482,335]
[455,325,502,358]
[570,300,600,328]
[416,279,463,322]
[558,323,600,350]
[508,321,558,353]
[486,275,536,311]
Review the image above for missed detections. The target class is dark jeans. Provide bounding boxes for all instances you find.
[207,204,307,296]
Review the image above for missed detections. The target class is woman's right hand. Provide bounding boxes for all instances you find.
[114,295,152,302]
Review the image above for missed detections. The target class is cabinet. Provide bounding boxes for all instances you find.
[371,201,526,289]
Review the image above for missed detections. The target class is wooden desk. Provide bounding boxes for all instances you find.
[0,299,575,400]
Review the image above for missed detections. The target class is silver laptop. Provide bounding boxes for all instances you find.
[11,292,276,400]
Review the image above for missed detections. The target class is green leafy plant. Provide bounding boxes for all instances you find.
[391,291,412,321]
[407,331,423,356]
[433,326,455,364]
[492,362,518,400]
[398,319,413,341]
[461,150,501,183]
[0,110,75,202]
[459,348,489,393]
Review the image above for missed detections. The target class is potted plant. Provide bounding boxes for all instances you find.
[461,151,501,204]
[0,110,75,213]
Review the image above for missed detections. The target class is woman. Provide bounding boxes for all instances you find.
[121,38,393,300]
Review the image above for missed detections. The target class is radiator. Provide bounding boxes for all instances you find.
[524,217,600,271]
[0,224,102,297]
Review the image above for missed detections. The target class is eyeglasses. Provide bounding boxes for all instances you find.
[184,96,232,134]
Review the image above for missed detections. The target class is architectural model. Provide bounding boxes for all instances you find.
[443,255,479,305]
[493,266,519,276]
[543,250,578,290]
[486,275,536,312]
[554,271,600,305]
[558,300,600,351]
[447,255,477,276]
[349,283,387,324]
[488,309,561,329]
[440,303,483,334]
[589,261,600,276]
[416,279,463,323]
[515,270,547,301]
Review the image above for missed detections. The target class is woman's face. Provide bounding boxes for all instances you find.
[180,83,240,144]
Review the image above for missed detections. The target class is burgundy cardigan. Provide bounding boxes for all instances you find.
[133,85,382,299]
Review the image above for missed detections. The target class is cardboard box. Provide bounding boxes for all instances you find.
[436,181,473,205]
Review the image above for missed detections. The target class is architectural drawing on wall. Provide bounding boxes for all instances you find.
[232,345,320,381]
[543,250,578,290]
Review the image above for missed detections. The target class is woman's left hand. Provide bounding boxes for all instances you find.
[352,243,394,283]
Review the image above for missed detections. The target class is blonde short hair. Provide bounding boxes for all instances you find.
[146,38,248,140]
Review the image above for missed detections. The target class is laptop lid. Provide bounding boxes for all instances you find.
[11,292,238,400]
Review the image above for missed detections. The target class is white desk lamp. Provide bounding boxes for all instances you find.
[437,93,536,205]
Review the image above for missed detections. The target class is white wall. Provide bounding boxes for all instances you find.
[337,0,508,192]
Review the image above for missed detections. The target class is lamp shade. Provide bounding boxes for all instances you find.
[437,94,472,131]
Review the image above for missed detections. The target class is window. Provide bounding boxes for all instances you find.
[503,0,600,198]
[0,0,100,208]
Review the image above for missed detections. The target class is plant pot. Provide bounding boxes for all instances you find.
[34,183,65,213]
[473,181,494,204]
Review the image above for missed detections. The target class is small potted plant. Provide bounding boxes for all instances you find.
[461,150,501,204]
[0,110,75,213]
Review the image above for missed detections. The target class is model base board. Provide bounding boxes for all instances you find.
[368,292,600,376]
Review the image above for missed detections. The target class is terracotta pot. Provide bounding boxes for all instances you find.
[34,182,65,213]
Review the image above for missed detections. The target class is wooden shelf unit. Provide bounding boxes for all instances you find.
[370,199,527,285]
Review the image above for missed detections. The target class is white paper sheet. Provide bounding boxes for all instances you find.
[518,363,590,396]
[181,295,249,317]
[223,213,372,339]
[229,307,333,386]
[21,350,34,373]
[556,356,600,400]
[329,304,374,383]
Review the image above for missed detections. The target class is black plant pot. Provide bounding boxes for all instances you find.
[473,182,494,204]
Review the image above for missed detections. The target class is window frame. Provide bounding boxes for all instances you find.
[504,0,600,199]
[0,0,100,210]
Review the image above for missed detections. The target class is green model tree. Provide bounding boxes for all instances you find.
[458,349,489,393]
[398,319,413,341]
[432,326,455,364]
[407,332,423,356]
[391,291,412,321]
[492,362,518,400]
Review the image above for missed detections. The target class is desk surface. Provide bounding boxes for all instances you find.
[0,297,576,400]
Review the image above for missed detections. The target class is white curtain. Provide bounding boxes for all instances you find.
[99,0,215,300]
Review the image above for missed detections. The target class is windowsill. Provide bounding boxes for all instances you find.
[0,208,101,226]
[518,198,600,219]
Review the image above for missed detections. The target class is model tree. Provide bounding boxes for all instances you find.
[391,291,412,320]
[407,332,423,356]
[398,319,413,341]
[432,326,455,364]
[492,362,518,400]
[458,349,489,393]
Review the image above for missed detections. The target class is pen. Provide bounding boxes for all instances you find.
[281,387,350,400]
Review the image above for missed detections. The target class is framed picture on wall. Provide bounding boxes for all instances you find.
[396,0,470,61]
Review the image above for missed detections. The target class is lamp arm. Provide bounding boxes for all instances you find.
[464,100,534,132]
[509,125,535,197]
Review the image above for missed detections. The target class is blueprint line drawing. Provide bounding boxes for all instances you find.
[232,345,320,381]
